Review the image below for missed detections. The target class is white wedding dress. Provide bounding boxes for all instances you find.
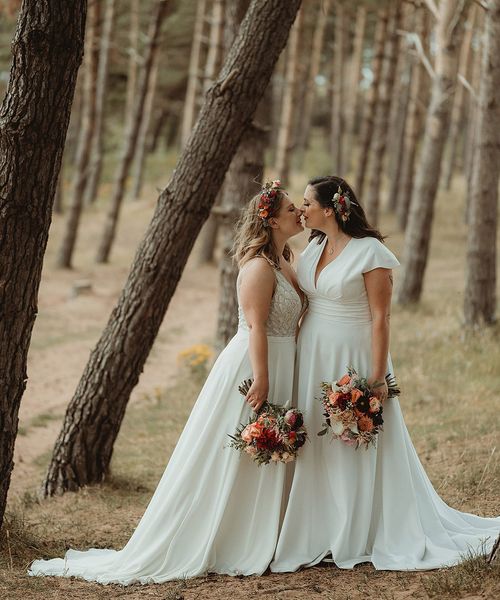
[29,267,303,584]
[271,235,499,572]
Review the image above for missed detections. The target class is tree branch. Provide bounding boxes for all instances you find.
[398,30,436,80]
[423,0,439,19]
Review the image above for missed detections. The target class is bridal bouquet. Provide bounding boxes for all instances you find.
[228,379,307,465]
[318,367,400,449]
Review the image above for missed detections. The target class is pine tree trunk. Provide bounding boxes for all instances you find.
[42,0,303,498]
[275,8,302,185]
[442,5,476,190]
[56,0,99,268]
[125,0,140,126]
[330,2,345,174]
[85,0,117,205]
[180,0,208,147]
[0,0,85,528]
[355,7,390,197]
[96,0,169,264]
[344,4,366,171]
[464,0,500,327]
[397,7,430,231]
[397,0,466,305]
[131,46,161,200]
[364,2,403,224]
[295,0,330,163]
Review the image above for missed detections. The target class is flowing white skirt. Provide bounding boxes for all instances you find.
[271,313,500,572]
[29,330,296,584]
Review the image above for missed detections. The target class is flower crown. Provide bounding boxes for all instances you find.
[258,179,283,224]
[332,185,356,222]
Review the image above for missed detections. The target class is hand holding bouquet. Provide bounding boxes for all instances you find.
[228,379,307,465]
[318,367,400,449]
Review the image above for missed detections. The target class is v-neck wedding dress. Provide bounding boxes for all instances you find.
[271,235,499,572]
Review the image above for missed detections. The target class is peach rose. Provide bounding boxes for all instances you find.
[328,391,342,405]
[241,425,253,443]
[336,374,351,387]
[358,415,375,432]
[271,451,281,462]
[281,452,295,463]
[369,396,382,412]
[248,423,264,438]
[351,388,363,403]
[245,445,258,455]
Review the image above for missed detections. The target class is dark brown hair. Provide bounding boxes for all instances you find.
[307,175,385,243]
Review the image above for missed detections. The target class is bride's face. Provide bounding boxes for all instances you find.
[272,194,303,238]
[301,185,330,230]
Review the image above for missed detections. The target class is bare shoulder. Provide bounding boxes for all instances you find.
[239,257,275,287]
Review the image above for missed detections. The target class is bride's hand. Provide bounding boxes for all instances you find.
[245,378,269,412]
[369,377,388,403]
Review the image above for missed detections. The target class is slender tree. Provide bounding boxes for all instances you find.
[275,8,303,185]
[330,1,346,174]
[96,0,169,263]
[42,0,303,497]
[464,0,500,327]
[124,0,140,127]
[397,0,466,305]
[84,0,117,205]
[0,0,86,528]
[180,0,208,147]
[364,1,403,224]
[355,7,390,197]
[56,0,99,268]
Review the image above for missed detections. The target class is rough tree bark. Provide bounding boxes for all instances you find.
[397,0,466,305]
[355,7,390,198]
[274,8,302,186]
[364,2,403,224]
[85,0,117,205]
[464,0,500,327]
[0,0,86,528]
[42,0,303,497]
[56,0,99,268]
[96,0,169,264]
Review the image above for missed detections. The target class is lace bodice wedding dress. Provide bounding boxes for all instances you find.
[271,236,499,572]
[29,265,303,584]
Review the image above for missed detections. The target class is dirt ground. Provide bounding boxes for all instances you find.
[2,178,500,600]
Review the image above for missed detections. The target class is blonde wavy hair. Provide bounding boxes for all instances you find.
[232,190,293,269]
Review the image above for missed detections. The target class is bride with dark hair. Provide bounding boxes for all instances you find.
[271,175,499,572]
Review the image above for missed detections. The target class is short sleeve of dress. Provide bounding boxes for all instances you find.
[360,238,400,273]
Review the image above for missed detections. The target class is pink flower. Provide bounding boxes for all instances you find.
[244,445,258,455]
[369,396,382,413]
[241,425,253,443]
[284,409,297,427]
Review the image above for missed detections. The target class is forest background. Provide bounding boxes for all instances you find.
[0,0,499,598]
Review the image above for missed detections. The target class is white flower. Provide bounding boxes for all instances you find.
[271,451,281,462]
[331,420,345,436]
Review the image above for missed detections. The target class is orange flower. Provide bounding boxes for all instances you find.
[328,391,341,405]
[337,374,351,386]
[260,209,269,218]
[248,422,264,438]
[350,388,363,403]
[358,415,374,432]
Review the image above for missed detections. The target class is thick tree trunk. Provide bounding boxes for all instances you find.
[84,0,117,205]
[295,0,330,163]
[180,0,208,147]
[96,0,169,264]
[464,0,500,327]
[330,2,345,174]
[274,8,302,185]
[0,0,85,528]
[355,8,390,197]
[42,0,303,498]
[56,0,99,268]
[442,5,476,190]
[131,46,161,200]
[344,4,366,171]
[124,0,140,126]
[397,0,466,305]
[364,2,403,224]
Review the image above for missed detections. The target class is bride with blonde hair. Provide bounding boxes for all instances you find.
[29,181,305,584]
